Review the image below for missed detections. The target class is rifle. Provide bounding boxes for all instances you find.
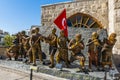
[26,35,47,55]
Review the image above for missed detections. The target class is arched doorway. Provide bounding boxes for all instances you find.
[67,13,103,28]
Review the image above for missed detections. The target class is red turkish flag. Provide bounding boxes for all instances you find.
[54,9,68,37]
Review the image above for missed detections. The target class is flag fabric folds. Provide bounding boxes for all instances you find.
[54,9,68,37]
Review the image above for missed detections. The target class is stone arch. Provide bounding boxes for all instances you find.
[67,12,104,28]
[67,9,108,29]
[67,12,108,57]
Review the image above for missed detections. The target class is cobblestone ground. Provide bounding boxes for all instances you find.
[0,68,44,80]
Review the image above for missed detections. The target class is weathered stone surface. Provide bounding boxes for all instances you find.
[115,2,120,9]
[0,60,115,80]
[114,0,120,50]
[1,59,119,80]
[41,0,108,28]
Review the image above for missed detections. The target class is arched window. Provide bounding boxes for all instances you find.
[67,13,102,28]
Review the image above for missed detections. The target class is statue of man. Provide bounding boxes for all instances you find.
[27,29,35,64]
[101,33,117,68]
[20,31,29,58]
[6,34,20,60]
[68,34,85,71]
[86,32,102,71]
[30,27,44,66]
[56,30,69,68]
[45,28,57,68]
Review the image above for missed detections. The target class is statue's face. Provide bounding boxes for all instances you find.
[109,33,116,41]
[60,31,64,36]
[35,28,39,33]
[75,34,81,41]
[52,28,56,34]
[21,33,25,36]
[92,32,98,39]
[31,30,35,34]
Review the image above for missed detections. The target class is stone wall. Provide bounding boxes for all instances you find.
[41,0,109,56]
[41,0,120,54]
[114,0,120,54]
[41,0,108,28]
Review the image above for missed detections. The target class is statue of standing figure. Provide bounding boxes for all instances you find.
[56,30,70,68]
[45,28,57,68]
[29,27,45,66]
[86,32,102,71]
[101,33,117,69]
[20,31,29,58]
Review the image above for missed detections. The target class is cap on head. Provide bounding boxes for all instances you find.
[109,33,117,40]
[60,30,64,33]
[21,30,26,35]
[31,29,35,34]
[75,34,81,39]
[52,28,56,31]
[92,32,98,39]
[52,28,56,33]
[35,27,40,32]
[110,33,116,37]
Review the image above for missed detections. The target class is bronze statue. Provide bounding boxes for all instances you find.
[20,31,29,58]
[86,32,102,70]
[68,34,85,71]
[29,27,44,66]
[56,30,69,68]
[45,28,57,68]
[101,33,117,68]
[26,29,35,64]
[6,34,20,60]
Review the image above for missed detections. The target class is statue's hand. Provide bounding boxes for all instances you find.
[93,39,100,46]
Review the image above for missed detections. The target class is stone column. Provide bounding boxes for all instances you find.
[109,0,120,54]
[108,0,115,35]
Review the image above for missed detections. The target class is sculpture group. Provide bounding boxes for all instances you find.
[6,27,117,72]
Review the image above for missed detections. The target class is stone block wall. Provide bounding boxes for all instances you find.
[41,0,120,55]
[113,0,120,54]
[41,0,108,28]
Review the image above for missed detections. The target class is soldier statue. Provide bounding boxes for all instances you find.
[45,28,57,68]
[27,29,35,64]
[20,31,29,58]
[68,34,85,71]
[56,30,70,68]
[6,34,20,60]
[86,32,102,71]
[29,27,44,66]
[101,33,117,69]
